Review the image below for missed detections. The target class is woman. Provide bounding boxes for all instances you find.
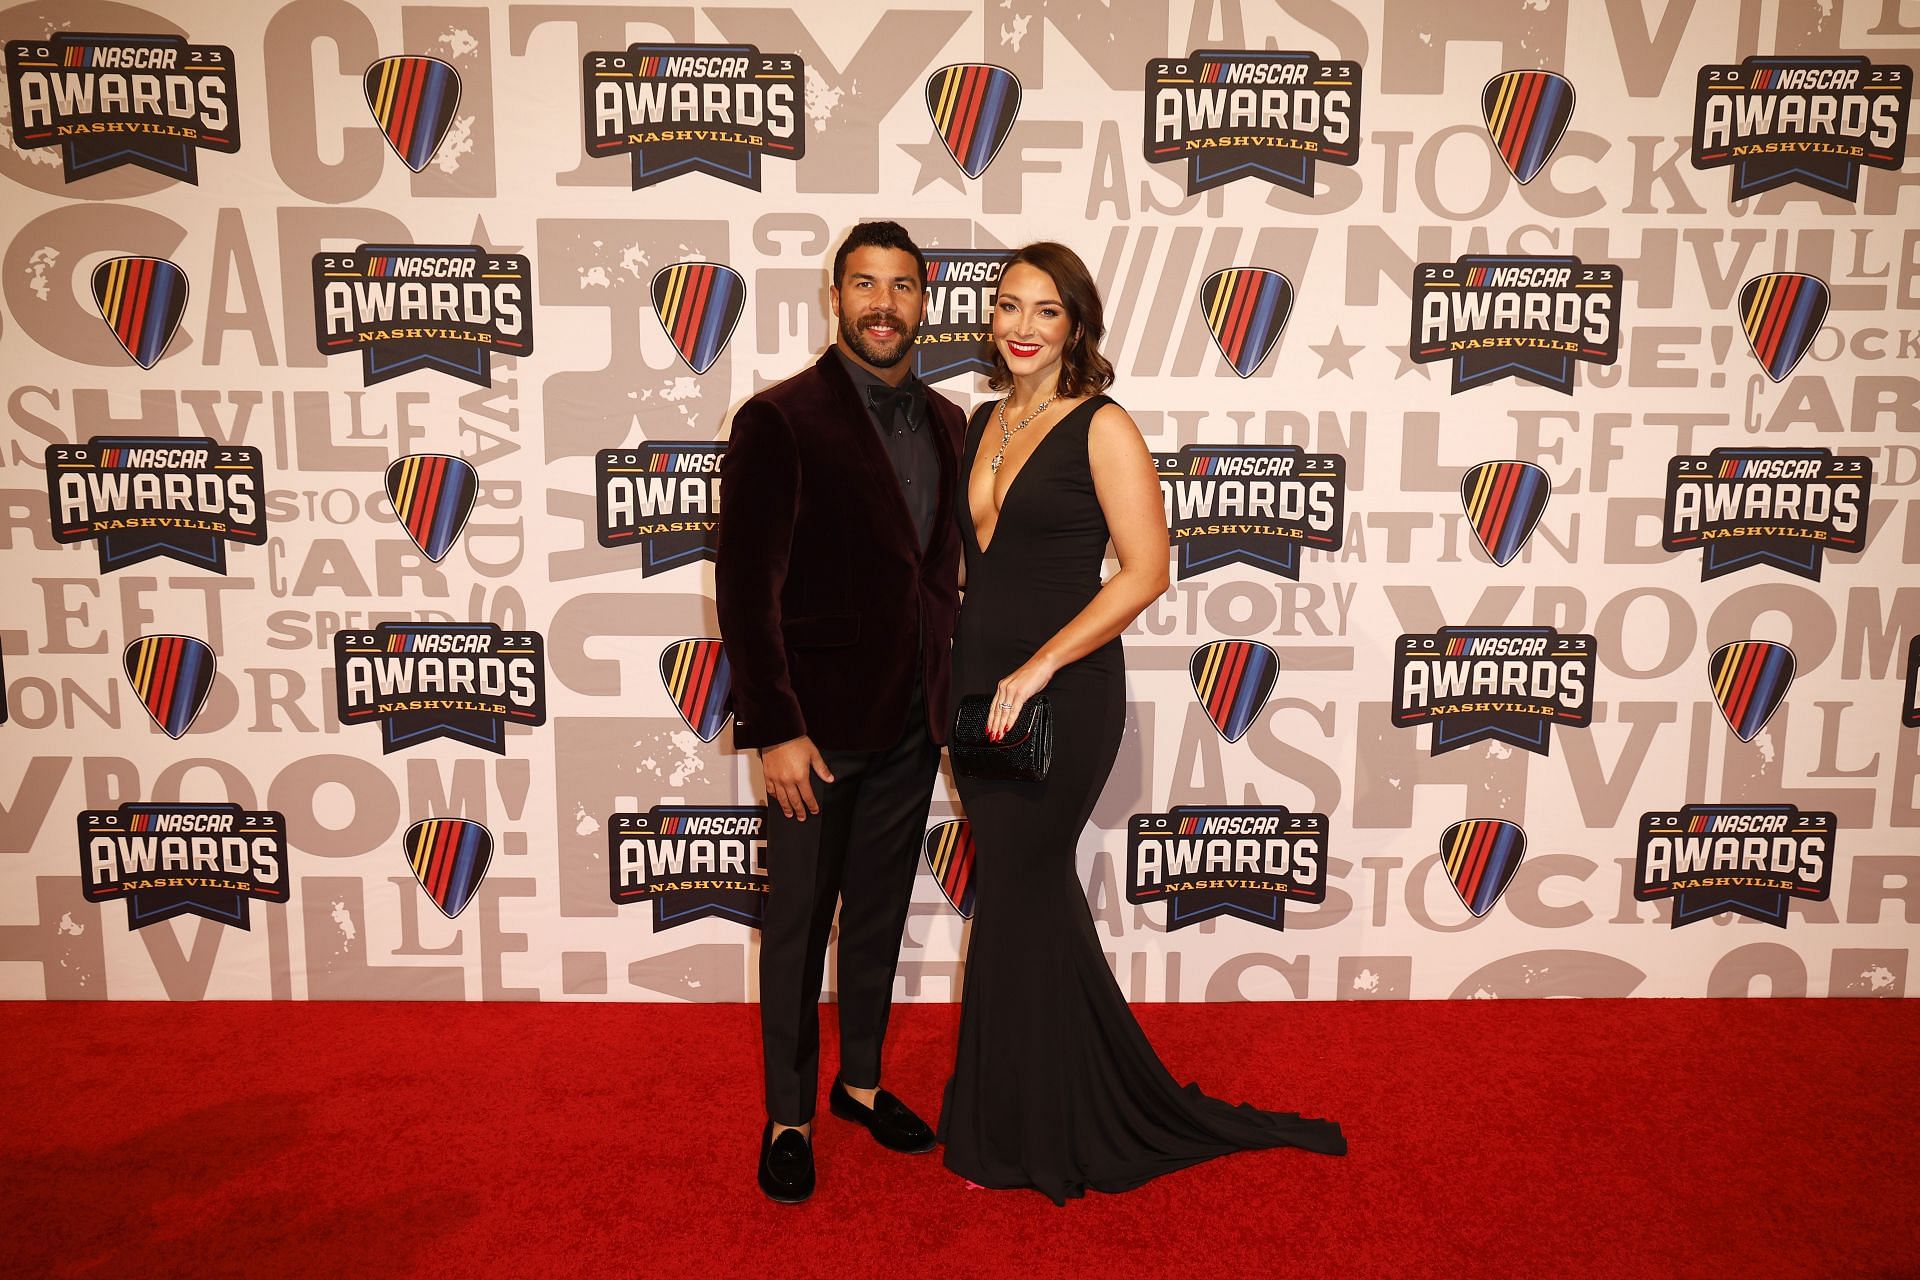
[938,242,1346,1203]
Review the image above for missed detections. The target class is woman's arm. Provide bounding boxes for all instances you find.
[983,402,1171,739]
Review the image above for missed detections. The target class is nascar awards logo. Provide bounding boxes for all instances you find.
[926,63,1020,178]
[1199,268,1293,377]
[91,257,187,369]
[1439,819,1526,918]
[915,249,1013,384]
[1127,805,1327,931]
[597,443,723,573]
[1739,273,1828,382]
[1462,460,1551,567]
[124,635,215,739]
[651,262,744,375]
[1481,70,1574,184]
[79,803,287,930]
[1635,804,1835,927]
[1158,445,1343,581]
[386,454,477,563]
[609,806,768,930]
[46,437,264,574]
[924,820,977,918]
[1410,255,1621,394]
[314,244,532,387]
[1143,50,1359,195]
[584,43,803,189]
[1708,641,1795,742]
[1392,626,1596,756]
[1905,637,1920,729]
[6,31,238,183]
[1693,55,1911,201]
[365,55,460,172]
[403,818,492,919]
[659,638,733,742]
[1661,448,1870,581]
[334,623,546,754]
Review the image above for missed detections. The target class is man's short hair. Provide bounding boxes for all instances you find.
[831,221,927,290]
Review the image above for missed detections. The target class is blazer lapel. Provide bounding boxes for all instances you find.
[925,390,961,556]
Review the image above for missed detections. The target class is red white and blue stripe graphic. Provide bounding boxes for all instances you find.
[1481,70,1574,184]
[1461,460,1551,567]
[1440,819,1527,918]
[660,638,734,742]
[1739,273,1828,383]
[1189,640,1279,743]
[123,634,215,739]
[1709,641,1796,742]
[385,454,478,563]
[404,818,493,919]
[651,262,745,375]
[91,257,188,369]
[924,820,977,919]
[1199,268,1293,378]
[364,56,462,173]
[925,63,1021,179]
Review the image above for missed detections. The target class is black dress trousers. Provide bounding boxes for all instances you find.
[758,683,940,1126]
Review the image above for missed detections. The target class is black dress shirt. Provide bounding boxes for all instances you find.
[835,347,939,550]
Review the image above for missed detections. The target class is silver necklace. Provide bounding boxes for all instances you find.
[989,393,1056,473]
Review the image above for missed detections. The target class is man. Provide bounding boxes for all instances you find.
[716,221,964,1203]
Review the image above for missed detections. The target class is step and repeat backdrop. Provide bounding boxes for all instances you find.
[1,0,1916,1002]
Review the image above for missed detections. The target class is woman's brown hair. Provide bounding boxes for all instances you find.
[986,241,1115,398]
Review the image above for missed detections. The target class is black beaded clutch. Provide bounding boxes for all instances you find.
[950,694,1053,781]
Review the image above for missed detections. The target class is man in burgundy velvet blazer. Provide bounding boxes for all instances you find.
[716,222,965,1203]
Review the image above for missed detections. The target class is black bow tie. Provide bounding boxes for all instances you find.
[865,382,922,429]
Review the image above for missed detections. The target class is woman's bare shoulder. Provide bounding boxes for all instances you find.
[1087,399,1144,451]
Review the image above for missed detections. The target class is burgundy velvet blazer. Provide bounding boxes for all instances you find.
[715,348,965,752]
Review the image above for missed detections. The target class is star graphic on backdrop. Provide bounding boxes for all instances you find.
[1309,327,1362,378]
[1395,344,1433,379]
[899,137,968,194]
[469,216,522,257]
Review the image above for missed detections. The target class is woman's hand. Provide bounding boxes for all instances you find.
[988,654,1058,740]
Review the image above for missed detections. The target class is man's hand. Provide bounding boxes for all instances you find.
[761,736,834,821]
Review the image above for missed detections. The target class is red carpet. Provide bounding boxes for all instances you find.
[2,999,1915,1279]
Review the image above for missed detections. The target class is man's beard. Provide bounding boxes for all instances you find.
[840,312,916,368]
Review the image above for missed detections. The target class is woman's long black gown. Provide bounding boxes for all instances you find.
[938,396,1347,1204]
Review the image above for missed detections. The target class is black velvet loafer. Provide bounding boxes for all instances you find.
[828,1078,937,1154]
[757,1121,815,1203]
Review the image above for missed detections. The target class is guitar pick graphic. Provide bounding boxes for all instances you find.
[924,820,977,919]
[385,454,478,562]
[1461,460,1552,567]
[1481,70,1575,184]
[651,262,745,375]
[1739,273,1828,383]
[925,63,1021,179]
[660,638,733,742]
[1439,819,1527,918]
[91,257,188,369]
[1199,268,1293,378]
[364,55,462,172]
[123,635,215,739]
[1189,640,1279,743]
[403,818,493,919]
[1708,640,1796,742]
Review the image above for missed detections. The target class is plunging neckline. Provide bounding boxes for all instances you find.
[967,398,1092,555]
